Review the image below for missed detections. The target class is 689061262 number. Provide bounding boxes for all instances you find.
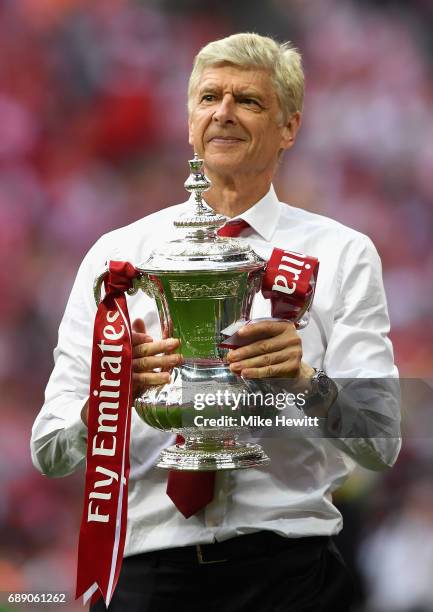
[7,593,67,604]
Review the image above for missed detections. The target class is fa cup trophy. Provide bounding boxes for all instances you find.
[95,155,317,472]
[134,154,270,471]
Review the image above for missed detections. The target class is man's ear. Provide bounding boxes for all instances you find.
[280,111,302,152]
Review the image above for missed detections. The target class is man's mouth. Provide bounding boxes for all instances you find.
[208,136,244,144]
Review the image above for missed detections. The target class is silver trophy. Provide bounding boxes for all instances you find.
[94,156,315,471]
[134,155,269,471]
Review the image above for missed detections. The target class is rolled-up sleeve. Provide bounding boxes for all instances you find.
[30,242,102,477]
[323,234,401,470]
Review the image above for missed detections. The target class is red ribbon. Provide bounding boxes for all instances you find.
[262,249,319,321]
[220,249,319,348]
[75,249,319,606]
[75,261,137,607]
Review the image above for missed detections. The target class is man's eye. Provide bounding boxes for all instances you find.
[241,98,260,107]
[200,94,216,102]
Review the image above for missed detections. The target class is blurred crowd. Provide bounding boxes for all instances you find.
[0,0,432,610]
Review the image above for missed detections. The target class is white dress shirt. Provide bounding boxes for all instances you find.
[30,186,400,556]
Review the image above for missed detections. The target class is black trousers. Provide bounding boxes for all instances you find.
[90,532,354,612]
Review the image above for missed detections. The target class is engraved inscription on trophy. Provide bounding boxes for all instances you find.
[168,278,241,300]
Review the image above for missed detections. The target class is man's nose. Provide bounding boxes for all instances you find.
[212,94,237,124]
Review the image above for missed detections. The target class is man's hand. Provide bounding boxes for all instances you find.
[226,320,314,379]
[80,319,182,427]
[131,318,183,398]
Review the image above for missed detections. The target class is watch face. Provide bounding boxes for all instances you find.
[317,372,330,396]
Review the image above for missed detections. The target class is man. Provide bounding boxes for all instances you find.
[31,33,400,611]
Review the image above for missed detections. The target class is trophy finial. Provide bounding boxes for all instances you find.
[184,153,211,214]
[174,154,226,230]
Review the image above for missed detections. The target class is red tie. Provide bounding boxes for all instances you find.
[166,435,215,518]
[166,219,250,518]
[217,218,250,237]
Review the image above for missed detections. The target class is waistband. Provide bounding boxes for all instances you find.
[126,532,329,566]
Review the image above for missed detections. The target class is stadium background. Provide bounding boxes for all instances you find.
[1,1,432,610]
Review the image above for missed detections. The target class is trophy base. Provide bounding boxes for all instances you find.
[156,441,270,471]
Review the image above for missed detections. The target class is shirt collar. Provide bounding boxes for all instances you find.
[187,184,280,242]
[236,184,280,241]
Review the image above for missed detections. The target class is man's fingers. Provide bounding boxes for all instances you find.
[132,371,171,388]
[132,354,183,372]
[131,334,182,395]
[229,348,301,373]
[227,333,300,363]
[132,318,146,333]
[132,331,153,346]
[131,319,152,346]
[240,362,300,379]
[133,337,180,358]
[161,324,171,340]
[225,321,303,379]
[237,320,296,339]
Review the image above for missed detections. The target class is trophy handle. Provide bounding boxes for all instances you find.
[93,266,109,306]
[93,265,152,306]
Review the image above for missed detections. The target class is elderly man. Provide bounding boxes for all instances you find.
[31,33,399,611]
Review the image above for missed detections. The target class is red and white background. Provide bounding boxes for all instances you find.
[1,1,433,610]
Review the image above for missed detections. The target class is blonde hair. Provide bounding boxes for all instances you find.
[188,32,304,123]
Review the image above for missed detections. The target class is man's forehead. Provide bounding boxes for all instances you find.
[198,64,275,95]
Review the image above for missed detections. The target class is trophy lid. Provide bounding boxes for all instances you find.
[137,155,265,273]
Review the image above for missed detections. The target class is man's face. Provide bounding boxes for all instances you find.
[188,64,300,179]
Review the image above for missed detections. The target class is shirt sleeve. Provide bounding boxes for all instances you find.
[323,233,401,470]
[30,241,103,478]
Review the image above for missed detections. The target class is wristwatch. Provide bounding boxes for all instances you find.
[305,368,338,414]
[311,368,333,397]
